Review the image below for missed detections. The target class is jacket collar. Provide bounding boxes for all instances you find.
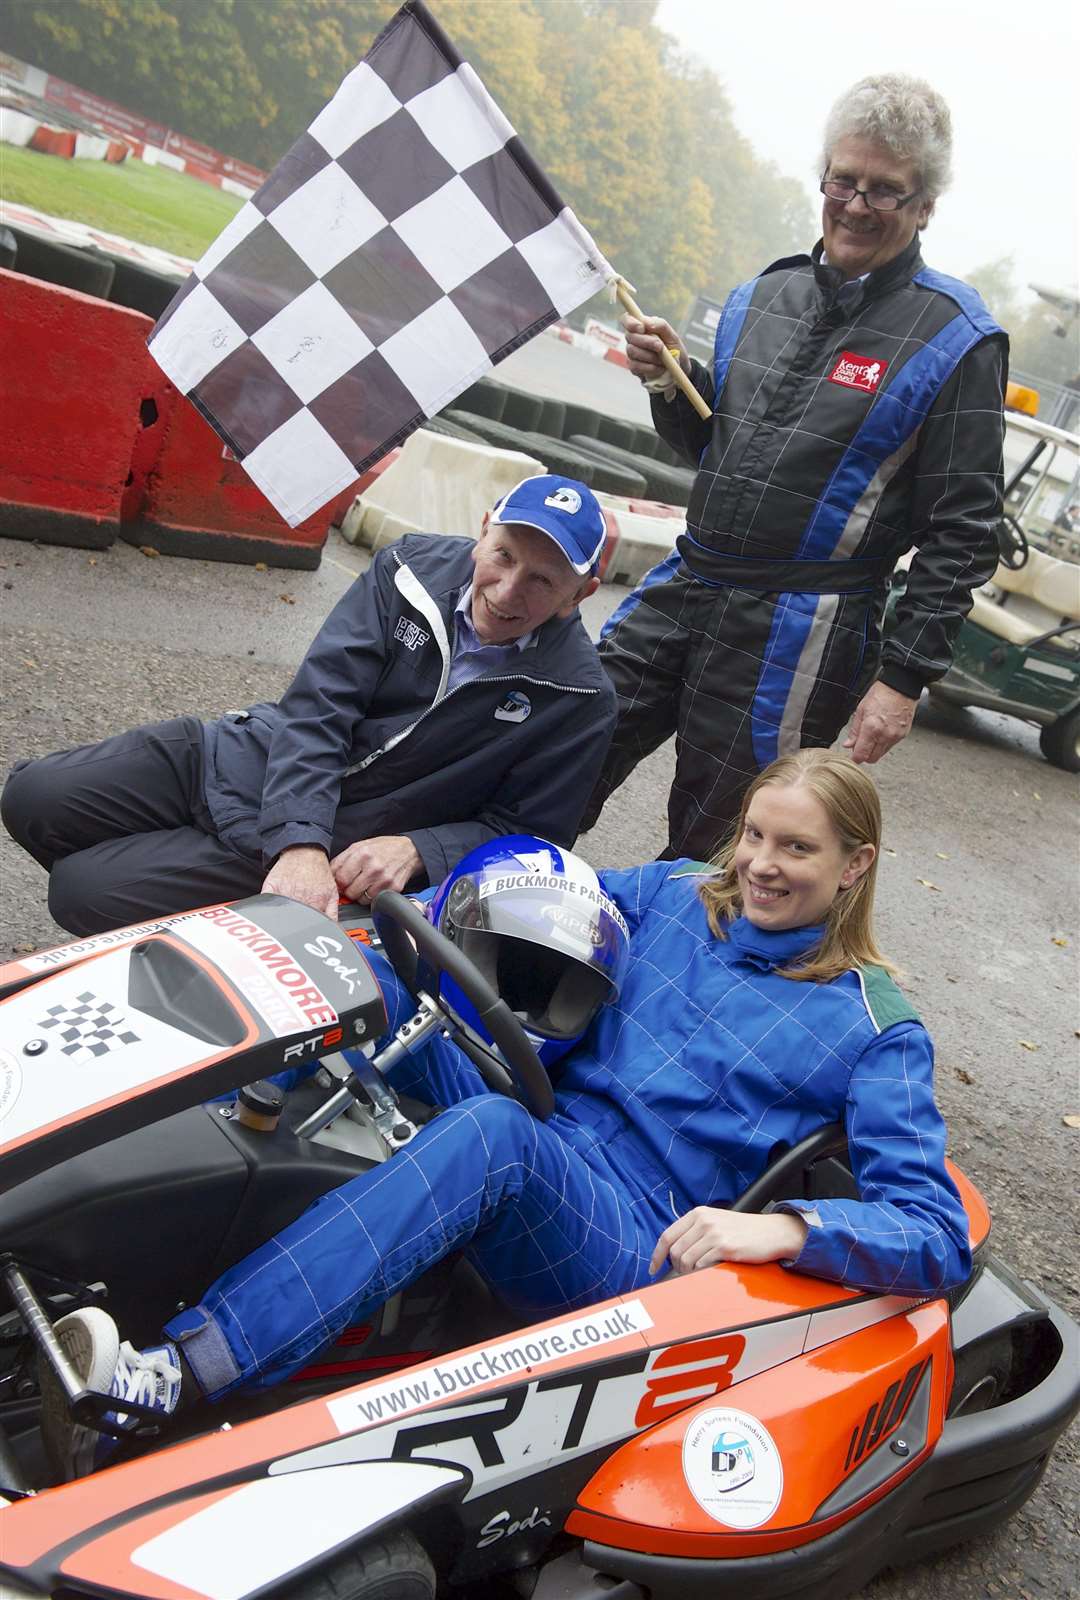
[726,915,825,970]
[811,233,923,308]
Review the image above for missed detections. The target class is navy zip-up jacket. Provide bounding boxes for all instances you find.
[201,535,616,884]
[656,237,1007,698]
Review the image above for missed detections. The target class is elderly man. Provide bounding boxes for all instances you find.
[582,74,1006,861]
[2,474,614,934]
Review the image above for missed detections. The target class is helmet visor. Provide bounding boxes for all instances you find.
[444,872,628,1039]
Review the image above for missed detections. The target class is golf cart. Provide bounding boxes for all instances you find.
[890,408,1080,770]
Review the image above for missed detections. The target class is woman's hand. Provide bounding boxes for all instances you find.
[650,1207,809,1276]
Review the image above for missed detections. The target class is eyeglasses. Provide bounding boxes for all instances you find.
[820,177,922,213]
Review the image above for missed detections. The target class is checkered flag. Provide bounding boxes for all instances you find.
[147,0,613,527]
[37,991,141,1059]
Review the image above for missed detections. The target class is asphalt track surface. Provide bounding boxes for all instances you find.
[0,336,1076,1599]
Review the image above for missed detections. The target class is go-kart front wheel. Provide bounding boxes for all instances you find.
[1039,705,1080,772]
[289,1528,434,1600]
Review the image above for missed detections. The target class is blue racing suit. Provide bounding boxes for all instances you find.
[166,862,970,1400]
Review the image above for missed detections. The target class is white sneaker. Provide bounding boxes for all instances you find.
[39,1306,182,1481]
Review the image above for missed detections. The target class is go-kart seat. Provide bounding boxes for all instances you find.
[969,549,1080,650]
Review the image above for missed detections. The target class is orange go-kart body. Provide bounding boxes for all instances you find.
[0,897,1075,1600]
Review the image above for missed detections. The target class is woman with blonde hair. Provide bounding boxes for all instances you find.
[45,751,971,1477]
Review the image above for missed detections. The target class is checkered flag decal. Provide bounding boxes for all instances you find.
[37,991,141,1059]
[147,0,612,527]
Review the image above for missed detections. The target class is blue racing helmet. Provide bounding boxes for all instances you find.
[425,836,630,1069]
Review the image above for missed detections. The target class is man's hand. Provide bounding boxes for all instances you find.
[331,835,423,905]
[843,681,918,764]
[622,314,688,386]
[649,1206,809,1277]
[262,846,339,918]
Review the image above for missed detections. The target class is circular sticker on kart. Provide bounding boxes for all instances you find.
[682,1406,783,1528]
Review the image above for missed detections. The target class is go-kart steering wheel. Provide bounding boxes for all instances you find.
[997,512,1030,571]
[372,890,555,1121]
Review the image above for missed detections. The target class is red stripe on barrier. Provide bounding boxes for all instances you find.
[603,346,629,368]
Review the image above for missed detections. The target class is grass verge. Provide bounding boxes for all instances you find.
[0,144,244,258]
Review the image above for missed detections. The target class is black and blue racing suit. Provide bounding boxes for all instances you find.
[584,237,1006,858]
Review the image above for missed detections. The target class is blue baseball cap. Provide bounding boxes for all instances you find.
[489,474,607,577]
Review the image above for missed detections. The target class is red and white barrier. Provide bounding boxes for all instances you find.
[2,53,263,196]
[543,320,628,366]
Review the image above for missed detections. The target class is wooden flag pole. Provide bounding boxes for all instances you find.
[614,277,712,421]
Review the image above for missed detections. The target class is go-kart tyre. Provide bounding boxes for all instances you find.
[557,439,647,498]
[1038,706,1080,772]
[495,384,544,433]
[538,396,566,439]
[421,414,485,445]
[630,422,661,459]
[596,414,639,452]
[8,227,115,299]
[568,434,694,506]
[289,1529,434,1599]
[107,257,187,319]
[455,379,506,422]
[444,411,599,488]
[560,400,604,441]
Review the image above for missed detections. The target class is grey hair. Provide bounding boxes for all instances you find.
[821,74,953,203]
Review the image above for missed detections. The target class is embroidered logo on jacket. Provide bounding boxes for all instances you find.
[494,690,531,723]
[394,617,430,652]
[828,351,888,393]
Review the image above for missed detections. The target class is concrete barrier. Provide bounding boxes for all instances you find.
[28,124,76,158]
[594,494,682,586]
[0,269,152,550]
[0,108,38,147]
[336,425,677,585]
[120,379,337,569]
[340,430,543,551]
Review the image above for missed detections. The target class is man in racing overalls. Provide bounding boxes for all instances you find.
[580,73,1007,861]
[2,475,614,934]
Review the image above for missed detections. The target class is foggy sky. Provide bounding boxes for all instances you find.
[656,0,1078,304]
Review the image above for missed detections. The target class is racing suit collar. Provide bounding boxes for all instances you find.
[726,916,825,970]
[811,233,924,307]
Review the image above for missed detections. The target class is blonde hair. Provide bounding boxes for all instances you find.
[700,749,895,983]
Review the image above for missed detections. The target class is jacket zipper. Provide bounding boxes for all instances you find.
[343,673,598,779]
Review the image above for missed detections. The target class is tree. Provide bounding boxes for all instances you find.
[0,0,813,315]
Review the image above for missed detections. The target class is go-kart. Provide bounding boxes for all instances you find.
[0,893,1077,1600]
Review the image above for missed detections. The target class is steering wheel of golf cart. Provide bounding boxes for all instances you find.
[997,512,1030,570]
[372,890,555,1121]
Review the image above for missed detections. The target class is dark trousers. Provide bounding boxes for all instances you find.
[580,559,874,861]
[1,718,263,936]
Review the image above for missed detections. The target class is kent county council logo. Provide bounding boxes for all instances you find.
[828,350,888,393]
[682,1406,783,1528]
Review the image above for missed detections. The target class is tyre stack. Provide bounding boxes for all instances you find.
[443,378,695,508]
[6,225,186,319]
